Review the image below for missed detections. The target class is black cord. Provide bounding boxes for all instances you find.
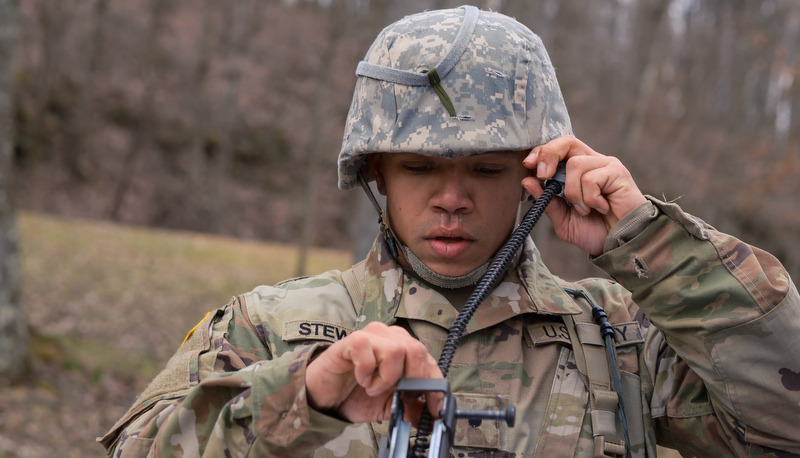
[437,182,561,376]
[411,180,562,457]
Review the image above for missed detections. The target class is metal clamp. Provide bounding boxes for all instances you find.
[378,378,515,458]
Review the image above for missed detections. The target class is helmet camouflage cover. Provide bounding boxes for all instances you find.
[337,5,573,189]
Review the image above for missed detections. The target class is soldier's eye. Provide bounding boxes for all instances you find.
[477,167,504,176]
[403,164,432,173]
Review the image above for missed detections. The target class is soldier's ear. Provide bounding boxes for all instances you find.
[368,154,387,196]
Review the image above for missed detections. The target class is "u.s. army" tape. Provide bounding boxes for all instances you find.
[525,321,644,347]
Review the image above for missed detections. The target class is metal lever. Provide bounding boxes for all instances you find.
[378,378,515,458]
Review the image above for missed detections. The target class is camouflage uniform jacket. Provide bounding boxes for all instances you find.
[100,196,800,457]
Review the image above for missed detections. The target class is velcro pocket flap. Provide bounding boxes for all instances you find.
[452,392,509,449]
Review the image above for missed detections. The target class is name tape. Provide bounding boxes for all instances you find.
[283,320,353,343]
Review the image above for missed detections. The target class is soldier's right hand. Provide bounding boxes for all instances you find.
[305,322,443,424]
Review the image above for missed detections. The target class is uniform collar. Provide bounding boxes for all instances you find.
[354,234,580,331]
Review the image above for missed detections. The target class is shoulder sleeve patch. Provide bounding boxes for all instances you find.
[182,311,212,347]
[283,320,354,343]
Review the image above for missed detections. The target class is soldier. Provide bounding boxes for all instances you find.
[100,6,800,458]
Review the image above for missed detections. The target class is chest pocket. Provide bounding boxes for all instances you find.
[523,314,647,458]
[451,392,508,448]
[371,392,509,451]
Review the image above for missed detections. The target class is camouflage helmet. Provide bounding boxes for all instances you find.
[337,5,573,190]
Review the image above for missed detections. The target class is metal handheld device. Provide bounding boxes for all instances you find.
[378,379,515,458]
[544,161,567,199]
[378,162,568,458]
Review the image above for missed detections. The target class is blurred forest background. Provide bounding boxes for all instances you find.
[0,0,799,456]
[8,0,800,278]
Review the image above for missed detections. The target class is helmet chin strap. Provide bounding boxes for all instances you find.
[357,170,493,289]
[401,244,492,289]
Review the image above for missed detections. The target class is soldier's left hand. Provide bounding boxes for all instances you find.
[521,135,647,256]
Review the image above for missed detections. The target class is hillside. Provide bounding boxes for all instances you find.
[1,212,352,457]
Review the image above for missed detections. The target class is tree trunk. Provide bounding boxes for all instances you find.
[23,0,71,209]
[187,0,216,228]
[296,0,349,276]
[350,0,392,263]
[209,0,255,230]
[25,0,69,166]
[620,0,669,158]
[64,0,110,182]
[0,0,28,385]
[106,0,168,220]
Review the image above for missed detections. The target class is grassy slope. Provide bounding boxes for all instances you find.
[2,212,352,458]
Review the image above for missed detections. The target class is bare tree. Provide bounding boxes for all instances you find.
[619,0,670,158]
[0,0,28,385]
[19,0,73,209]
[24,0,70,163]
[64,0,110,182]
[186,0,217,228]
[106,0,170,220]
[349,0,405,263]
[296,0,351,276]
[209,0,256,229]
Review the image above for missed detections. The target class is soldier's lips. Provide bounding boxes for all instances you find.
[427,237,473,259]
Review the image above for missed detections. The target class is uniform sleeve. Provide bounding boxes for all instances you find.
[100,296,350,457]
[592,196,800,456]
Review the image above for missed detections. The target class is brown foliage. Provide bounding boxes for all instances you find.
[10,0,800,281]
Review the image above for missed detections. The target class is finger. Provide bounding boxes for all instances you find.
[526,136,600,180]
[360,324,445,419]
[561,158,590,216]
[361,324,437,396]
[534,137,571,179]
[522,147,539,172]
[521,174,544,198]
[581,156,646,225]
[399,370,445,423]
[403,397,432,426]
[521,175,572,225]
[341,331,379,388]
[399,334,435,380]
[532,136,578,179]
[358,326,408,396]
[562,155,613,216]
[306,331,379,412]
[579,167,612,216]
[381,326,444,418]
[418,353,444,419]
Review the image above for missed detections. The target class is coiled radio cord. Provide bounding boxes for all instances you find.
[411,177,564,457]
